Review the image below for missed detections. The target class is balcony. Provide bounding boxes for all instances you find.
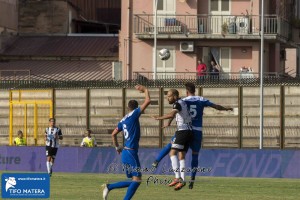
[134,14,291,41]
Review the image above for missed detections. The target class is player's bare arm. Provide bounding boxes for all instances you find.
[210,104,233,111]
[111,128,122,154]
[135,84,151,112]
[161,117,174,128]
[152,109,178,120]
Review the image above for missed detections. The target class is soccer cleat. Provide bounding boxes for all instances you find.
[189,178,195,189]
[151,161,159,169]
[174,182,186,191]
[188,181,194,189]
[102,184,109,200]
[168,178,180,187]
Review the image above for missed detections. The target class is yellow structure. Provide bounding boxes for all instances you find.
[9,90,53,146]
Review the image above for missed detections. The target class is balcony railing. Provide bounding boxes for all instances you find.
[133,71,288,80]
[134,14,291,39]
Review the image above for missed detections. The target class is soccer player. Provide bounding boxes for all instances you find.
[152,83,233,189]
[152,89,193,191]
[80,129,97,147]
[102,84,151,200]
[45,118,63,177]
[14,130,26,146]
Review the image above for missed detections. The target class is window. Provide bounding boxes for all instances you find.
[155,0,175,14]
[211,0,218,11]
[210,0,230,12]
[155,46,175,79]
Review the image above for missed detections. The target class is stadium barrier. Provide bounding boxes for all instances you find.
[0,146,299,178]
[1,85,300,148]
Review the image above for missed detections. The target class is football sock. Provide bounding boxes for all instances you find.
[179,159,186,182]
[155,143,171,163]
[191,154,199,179]
[107,180,131,190]
[124,181,140,200]
[170,155,180,179]
[50,162,53,173]
[46,162,51,174]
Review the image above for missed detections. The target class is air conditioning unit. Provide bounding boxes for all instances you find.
[180,41,194,52]
[236,17,249,34]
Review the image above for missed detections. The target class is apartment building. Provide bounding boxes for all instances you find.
[119,0,299,79]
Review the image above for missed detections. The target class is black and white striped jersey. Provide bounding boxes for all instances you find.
[172,99,192,131]
[45,127,62,148]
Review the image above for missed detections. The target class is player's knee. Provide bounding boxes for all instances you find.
[132,176,141,183]
[192,151,199,155]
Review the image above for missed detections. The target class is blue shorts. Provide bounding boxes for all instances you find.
[121,149,141,178]
[189,130,202,153]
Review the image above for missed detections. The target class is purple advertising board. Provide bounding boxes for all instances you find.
[0,147,299,178]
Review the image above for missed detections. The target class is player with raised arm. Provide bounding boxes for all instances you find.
[152,83,233,189]
[152,89,193,191]
[102,84,151,200]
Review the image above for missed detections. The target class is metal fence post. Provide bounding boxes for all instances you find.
[86,89,90,130]
[122,88,126,146]
[238,86,243,148]
[280,85,285,149]
[159,87,164,148]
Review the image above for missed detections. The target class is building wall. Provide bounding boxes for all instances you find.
[18,0,74,34]
[69,0,121,24]
[0,0,18,32]
[120,0,294,79]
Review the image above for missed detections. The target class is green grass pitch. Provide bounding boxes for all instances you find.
[1,172,300,200]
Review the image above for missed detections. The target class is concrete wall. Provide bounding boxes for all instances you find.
[18,0,73,34]
[0,86,299,148]
[0,0,18,32]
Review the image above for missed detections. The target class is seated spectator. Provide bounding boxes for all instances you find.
[14,130,26,146]
[80,129,97,147]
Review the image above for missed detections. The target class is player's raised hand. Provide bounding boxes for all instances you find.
[135,84,146,93]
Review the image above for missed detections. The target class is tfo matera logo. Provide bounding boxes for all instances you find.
[5,177,17,192]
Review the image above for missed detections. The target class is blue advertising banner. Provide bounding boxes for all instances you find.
[0,147,299,178]
[1,173,50,198]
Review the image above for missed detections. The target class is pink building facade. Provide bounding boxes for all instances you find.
[119,0,298,80]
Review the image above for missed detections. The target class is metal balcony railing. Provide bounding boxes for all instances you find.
[134,14,291,39]
[133,71,286,80]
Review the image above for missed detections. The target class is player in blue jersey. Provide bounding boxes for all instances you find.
[152,82,233,189]
[102,84,151,200]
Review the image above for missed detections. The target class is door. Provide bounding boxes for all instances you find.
[210,0,230,34]
[210,47,231,78]
[156,46,176,79]
[155,0,176,29]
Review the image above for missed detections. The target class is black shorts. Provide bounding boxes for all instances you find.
[171,130,193,152]
[46,146,58,158]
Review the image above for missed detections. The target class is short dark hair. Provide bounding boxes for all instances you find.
[49,118,56,122]
[185,82,195,94]
[128,100,138,110]
[169,89,179,97]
